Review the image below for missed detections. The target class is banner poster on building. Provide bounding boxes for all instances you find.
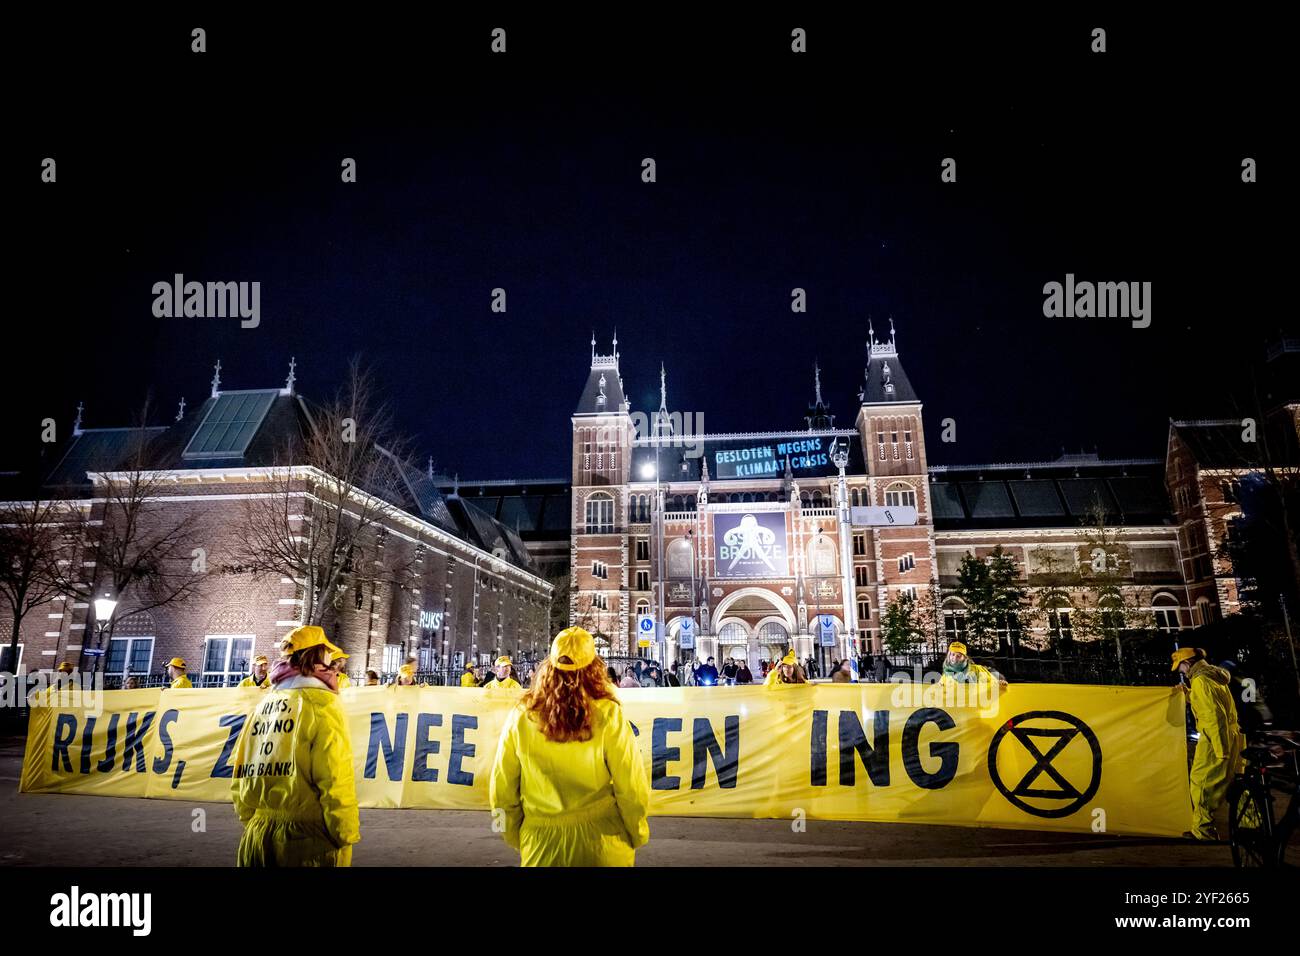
[713,512,789,578]
[710,436,833,480]
[677,618,696,649]
[20,683,1190,837]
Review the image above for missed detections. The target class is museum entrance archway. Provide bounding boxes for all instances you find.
[713,589,796,678]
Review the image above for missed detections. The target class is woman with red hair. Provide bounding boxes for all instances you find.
[489,627,650,866]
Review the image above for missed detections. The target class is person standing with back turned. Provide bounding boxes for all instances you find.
[231,625,360,866]
[489,626,650,866]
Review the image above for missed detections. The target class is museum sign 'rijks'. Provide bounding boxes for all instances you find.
[545,326,1299,669]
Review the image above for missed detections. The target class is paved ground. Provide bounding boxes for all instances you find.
[0,735,1231,867]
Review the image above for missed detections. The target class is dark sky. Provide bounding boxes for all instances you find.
[7,11,1286,480]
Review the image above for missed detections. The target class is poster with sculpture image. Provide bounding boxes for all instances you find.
[713,511,789,578]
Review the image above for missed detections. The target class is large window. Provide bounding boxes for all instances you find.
[636,571,650,591]
[667,539,693,578]
[203,635,254,687]
[383,644,404,673]
[636,538,649,561]
[106,637,154,679]
[1047,608,1073,644]
[943,603,967,641]
[0,643,23,672]
[885,483,917,509]
[585,494,614,534]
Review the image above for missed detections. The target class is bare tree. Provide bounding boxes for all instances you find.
[233,359,417,627]
[0,498,85,671]
[89,405,208,664]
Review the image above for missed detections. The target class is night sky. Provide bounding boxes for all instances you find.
[8,11,1285,480]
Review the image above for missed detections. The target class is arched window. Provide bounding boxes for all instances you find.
[811,490,825,508]
[942,599,968,642]
[667,539,693,578]
[884,482,917,509]
[1047,602,1073,645]
[807,536,837,576]
[851,488,861,507]
[105,610,156,682]
[204,606,257,688]
[635,599,650,618]
[758,621,789,645]
[718,622,748,644]
[585,493,614,534]
[1152,594,1180,633]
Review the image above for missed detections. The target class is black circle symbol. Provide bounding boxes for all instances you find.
[988,710,1102,819]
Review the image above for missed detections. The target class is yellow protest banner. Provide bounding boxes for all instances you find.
[19,682,1191,837]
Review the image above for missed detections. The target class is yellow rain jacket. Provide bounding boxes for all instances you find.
[170,675,192,689]
[1187,660,1243,838]
[230,674,361,867]
[337,673,352,690]
[487,676,521,691]
[490,697,650,867]
[939,662,1001,688]
[239,675,270,689]
[460,670,478,687]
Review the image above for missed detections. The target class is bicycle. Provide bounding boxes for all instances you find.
[1226,728,1299,868]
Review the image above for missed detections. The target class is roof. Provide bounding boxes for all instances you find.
[1170,418,1300,469]
[574,350,627,415]
[45,427,168,490]
[859,333,920,405]
[929,458,1173,531]
[26,382,541,576]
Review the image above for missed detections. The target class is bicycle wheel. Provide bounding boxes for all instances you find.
[1228,778,1274,868]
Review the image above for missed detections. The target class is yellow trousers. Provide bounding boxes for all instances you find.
[237,812,353,867]
[1189,732,1242,838]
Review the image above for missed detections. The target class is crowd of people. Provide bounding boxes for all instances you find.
[31,626,1270,864]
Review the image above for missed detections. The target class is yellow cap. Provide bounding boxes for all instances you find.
[398,663,416,679]
[57,662,75,674]
[550,627,596,671]
[252,655,269,666]
[167,658,187,669]
[495,655,512,667]
[947,642,968,656]
[780,652,797,666]
[1171,647,1199,671]
[283,625,343,660]
[333,648,350,660]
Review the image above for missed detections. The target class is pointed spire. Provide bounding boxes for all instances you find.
[867,315,875,345]
[282,356,297,395]
[175,396,186,422]
[659,363,668,413]
[72,402,84,437]
[813,362,823,406]
[427,455,434,480]
[889,316,897,347]
[701,456,710,482]
[591,331,596,362]
[210,359,222,398]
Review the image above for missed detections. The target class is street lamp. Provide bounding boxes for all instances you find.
[91,593,117,675]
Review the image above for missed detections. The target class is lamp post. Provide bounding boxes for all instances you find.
[90,592,117,676]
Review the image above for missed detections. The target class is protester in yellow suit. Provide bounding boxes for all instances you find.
[764,651,807,686]
[239,655,271,688]
[231,625,360,867]
[938,642,1008,691]
[1173,647,1243,842]
[396,662,416,686]
[460,663,478,687]
[489,626,650,866]
[486,655,521,690]
[167,658,192,688]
